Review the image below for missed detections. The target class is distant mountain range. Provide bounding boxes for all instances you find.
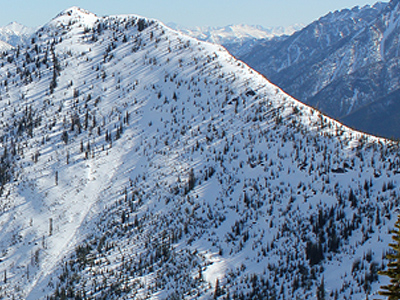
[222,0,400,139]
[168,23,305,60]
[167,23,304,45]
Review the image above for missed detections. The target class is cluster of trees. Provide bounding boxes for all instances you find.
[378,214,400,299]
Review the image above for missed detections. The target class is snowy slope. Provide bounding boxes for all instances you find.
[0,40,12,51]
[0,6,396,300]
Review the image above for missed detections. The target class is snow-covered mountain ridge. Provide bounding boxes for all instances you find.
[0,6,396,299]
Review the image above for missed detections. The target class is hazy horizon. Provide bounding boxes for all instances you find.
[0,0,387,29]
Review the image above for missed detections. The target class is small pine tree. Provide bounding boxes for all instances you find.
[214,278,220,299]
[316,276,325,300]
[49,218,53,236]
[186,168,195,194]
[378,214,400,299]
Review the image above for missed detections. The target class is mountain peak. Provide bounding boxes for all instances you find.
[48,6,98,28]
[2,21,35,35]
[0,21,34,47]
[57,6,96,18]
[5,21,25,30]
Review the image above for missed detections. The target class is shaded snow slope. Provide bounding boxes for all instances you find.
[0,6,395,300]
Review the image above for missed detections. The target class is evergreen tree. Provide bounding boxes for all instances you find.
[316,276,325,300]
[185,168,195,194]
[214,278,221,299]
[378,214,400,299]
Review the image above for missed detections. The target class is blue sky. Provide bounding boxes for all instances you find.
[0,0,386,28]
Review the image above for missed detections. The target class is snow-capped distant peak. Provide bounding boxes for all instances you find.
[168,23,304,45]
[2,22,30,35]
[3,22,33,35]
[0,22,34,47]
